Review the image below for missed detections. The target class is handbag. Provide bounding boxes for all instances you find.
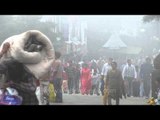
[48,83,56,103]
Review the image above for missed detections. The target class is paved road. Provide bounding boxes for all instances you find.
[50,93,148,105]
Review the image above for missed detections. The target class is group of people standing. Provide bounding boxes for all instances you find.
[102,56,154,105]
[38,51,159,105]
[60,57,126,105]
[62,61,100,96]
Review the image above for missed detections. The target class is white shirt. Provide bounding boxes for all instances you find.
[122,64,137,79]
[101,63,112,76]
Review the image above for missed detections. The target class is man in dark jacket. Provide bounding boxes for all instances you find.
[104,61,126,105]
[152,54,160,98]
[140,57,153,98]
[65,61,75,94]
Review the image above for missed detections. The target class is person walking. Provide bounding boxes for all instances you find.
[122,59,137,97]
[140,57,153,98]
[51,51,63,103]
[104,61,125,105]
[80,63,91,95]
[100,58,113,95]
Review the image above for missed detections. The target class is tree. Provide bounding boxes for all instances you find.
[142,15,160,54]
[0,16,57,45]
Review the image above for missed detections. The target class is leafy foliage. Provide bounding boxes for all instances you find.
[0,16,58,45]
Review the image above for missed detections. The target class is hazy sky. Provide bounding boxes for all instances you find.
[82,15,144,36]
[18,15,145,36]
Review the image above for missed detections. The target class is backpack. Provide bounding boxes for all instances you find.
[0,88,22,105]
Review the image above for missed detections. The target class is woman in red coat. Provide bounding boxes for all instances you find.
[80,63,92,95]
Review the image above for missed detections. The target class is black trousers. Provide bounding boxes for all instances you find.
[132,81,140,97]
[100,79,104,96]
[53,78,63,103]
[68,76,74,93]
[144,79,150,98]
[74,76,80,93]
[90,84,99,95]
[108,95,120,105]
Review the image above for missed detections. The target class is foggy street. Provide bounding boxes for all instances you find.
[0,15,160,105]
[50,94,148,105]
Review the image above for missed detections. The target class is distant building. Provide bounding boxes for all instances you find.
[40,16,88,55]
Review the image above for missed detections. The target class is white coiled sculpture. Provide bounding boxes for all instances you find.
[0,30,55,80]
